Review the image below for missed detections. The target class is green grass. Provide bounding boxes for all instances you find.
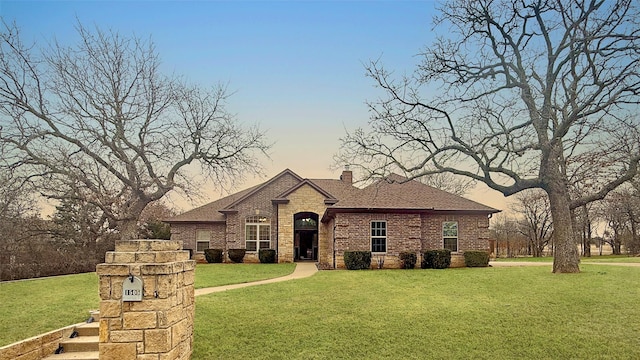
[194,263,296,288]
[0,273,100,346]
[0,263,295,346]
[493,254,640,263]
[581,255,640,263]
[194,265,640,359]
[3,263,639,359]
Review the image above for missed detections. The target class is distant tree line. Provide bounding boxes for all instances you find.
[0,171,176,280]
[492,179,640,258]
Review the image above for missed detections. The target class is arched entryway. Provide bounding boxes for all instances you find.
[294,212,318,261]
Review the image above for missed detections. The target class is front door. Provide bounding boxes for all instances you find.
[294,212,318,261]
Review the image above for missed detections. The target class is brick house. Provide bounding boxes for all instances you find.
[165,169,499,268]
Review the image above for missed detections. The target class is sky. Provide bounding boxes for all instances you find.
[0,0,510,213]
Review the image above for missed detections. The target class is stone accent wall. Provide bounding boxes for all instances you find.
[96,240,195,360]
[277,185,329,263]
[0,323,77,360]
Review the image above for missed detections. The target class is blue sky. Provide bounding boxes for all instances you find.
[0,0,507,212]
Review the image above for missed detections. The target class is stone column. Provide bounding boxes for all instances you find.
[96,240,195,360]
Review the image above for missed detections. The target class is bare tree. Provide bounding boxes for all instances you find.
[338,0,640,272]
[420,173,476,197]
[0,22,270,240]
[513,189,552,257]
[600,186,640,254]
[490,213,529,257]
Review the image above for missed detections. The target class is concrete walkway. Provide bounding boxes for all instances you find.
[194,262,318,297]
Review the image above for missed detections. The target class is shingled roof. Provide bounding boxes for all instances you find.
[333,174,498,212]
[165,184,260,223]
[166,171,499,223]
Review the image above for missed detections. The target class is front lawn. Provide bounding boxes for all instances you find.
[0,273,100,346]
[194,263,296,289]
[2,264,639,359]
[0,263,295,346]
[194,265,640,359]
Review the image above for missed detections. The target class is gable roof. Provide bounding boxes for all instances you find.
[273,179,339,205]
[165,184,260,223]
[221,168,303,211]
[166,171,499,223]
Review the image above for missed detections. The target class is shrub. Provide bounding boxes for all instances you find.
[258,249,277,263]
[399,251,417,269]
[464,251,490,267]
[204,248,223,263]
[227,248,246,263]
[421,249,451,269]
[343,251,371,270]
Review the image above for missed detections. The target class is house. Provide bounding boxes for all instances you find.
[165,169,499,268]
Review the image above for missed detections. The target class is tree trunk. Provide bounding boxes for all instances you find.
[546,186,581,273]
[119,219,139,241]
[584,205,592,257]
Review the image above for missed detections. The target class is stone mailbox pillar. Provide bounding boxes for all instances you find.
[96,240,195,360]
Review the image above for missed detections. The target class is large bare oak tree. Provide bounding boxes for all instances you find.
[338,0,640,272]
[0,22,270,240]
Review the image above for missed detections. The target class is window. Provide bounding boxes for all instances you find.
[371,221,387,253]
[196,230,210,252]
[443,221,458,252]
[246,216,270,252]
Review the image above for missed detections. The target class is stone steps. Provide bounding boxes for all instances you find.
[42,314,99,360]
[43,351,99,360]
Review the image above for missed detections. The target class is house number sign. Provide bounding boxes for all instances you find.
[122,276,143,302]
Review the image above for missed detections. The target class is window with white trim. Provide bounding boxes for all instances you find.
[371,221,387,253]
[246,216,270,252]
[443,221,458,252]
[196,229,211,252]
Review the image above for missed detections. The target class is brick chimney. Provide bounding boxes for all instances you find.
[340,166,352,184]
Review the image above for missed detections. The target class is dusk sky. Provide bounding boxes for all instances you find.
[0,0,509,213]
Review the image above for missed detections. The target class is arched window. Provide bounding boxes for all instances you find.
[245,216,270,252]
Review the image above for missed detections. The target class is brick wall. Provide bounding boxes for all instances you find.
[421,213,491,252]
[170,223,225,260]
[333,212,491,269]
[226,173,300,262]
[334,212,421,269]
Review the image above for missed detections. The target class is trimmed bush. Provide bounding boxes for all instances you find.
[227,248,246,263]
[258,249,277,264]
[204,248,223,263]
[421,249,451,269]
[399,251,417,269]
[464,251,490,267]
[343,251,371,270]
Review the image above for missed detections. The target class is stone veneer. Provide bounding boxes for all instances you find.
[96,240,195,360]
[277,184,330,263]
[0,323,77,360]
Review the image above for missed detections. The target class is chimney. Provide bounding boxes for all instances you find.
[340,166,352,184]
